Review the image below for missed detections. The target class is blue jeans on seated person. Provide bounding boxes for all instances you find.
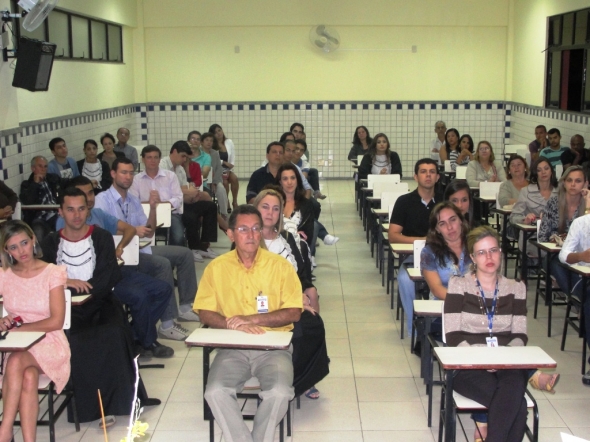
[169,213,187,247]
[399,256,416,337]
[113,267,172,347]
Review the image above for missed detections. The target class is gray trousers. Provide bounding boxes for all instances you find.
[137,246,198,322]
[205,347,294,442]
[215,184,229,216]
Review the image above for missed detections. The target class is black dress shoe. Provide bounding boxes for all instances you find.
[142,397,161,406]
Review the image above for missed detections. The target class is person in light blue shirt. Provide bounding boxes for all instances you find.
[47,137,79,180]
[95,157,201,341]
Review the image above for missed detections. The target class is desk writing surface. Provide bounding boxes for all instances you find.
[515,223,537,231]
[185,328,292,350]
[0,331,45,352]
[476,196,496,203]
[413,300,443,316]
[491,207,512,216]
[407,268,423,280]
[71,294,92,305]
[373,209,388,216]
[569,264,590,275]
[139,239,152,249]
[535,242,561,252]
[434,346,556,370]
[390,244,414,253]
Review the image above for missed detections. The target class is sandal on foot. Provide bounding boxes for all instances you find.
[304,386,320,399]
[474,421,487,442]
[529,370,560,394]
[99,415,116,429]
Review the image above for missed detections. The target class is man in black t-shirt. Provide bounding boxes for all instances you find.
[389,158,441,338]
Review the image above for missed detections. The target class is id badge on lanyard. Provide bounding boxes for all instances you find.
[475,278,499,348]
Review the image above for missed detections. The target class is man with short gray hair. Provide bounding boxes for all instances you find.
[430,121,446,164]
[115,127,139,170]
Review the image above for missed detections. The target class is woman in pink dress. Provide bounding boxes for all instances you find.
[0,220,70,442]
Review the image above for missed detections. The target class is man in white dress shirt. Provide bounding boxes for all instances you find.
[559,204,590,386]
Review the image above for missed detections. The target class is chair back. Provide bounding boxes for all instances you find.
[504,144,527,156]
[441,301,446,344]
[112,235,140,265]
[13,202,21,221]
[381,191,406,218]
[413,239,426,270]
[141,202,172,228]
[455,166,468,180]
[367,174,401,189]
[525,152,532,168]
[3,289,71,330]
[135,146,144,171]
[555,164,564,178]
[373,181,408,198]
[480,182,502,199]
[388,204,395,221]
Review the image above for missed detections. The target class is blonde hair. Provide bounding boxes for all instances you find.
[252,188,285,234]
[0,220,42,268]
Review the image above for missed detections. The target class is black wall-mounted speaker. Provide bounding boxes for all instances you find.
[12,36,57,92]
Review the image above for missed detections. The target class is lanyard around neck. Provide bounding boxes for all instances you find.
[475,277,499,337]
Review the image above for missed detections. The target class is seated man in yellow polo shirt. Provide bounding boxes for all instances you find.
[194,204,302,442]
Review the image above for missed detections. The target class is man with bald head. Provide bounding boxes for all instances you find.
[561,134,589,171]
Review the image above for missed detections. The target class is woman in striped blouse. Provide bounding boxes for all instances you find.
[444,226,528,442]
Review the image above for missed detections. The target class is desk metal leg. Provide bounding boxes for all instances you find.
[582,278,588,375]
[501,215,508,276]
[421,317,433,383]
[203,347,214,442]
[545,255,552,337]
[444,371,456,442]
[521,233,529,288]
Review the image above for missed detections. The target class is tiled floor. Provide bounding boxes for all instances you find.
[11,179,590,441]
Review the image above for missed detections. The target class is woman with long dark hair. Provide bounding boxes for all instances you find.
[439,128,460,165]
[275,163,315,252]
[510,157,558,226]
[421,202,472,301]
[357,133,402,180]
[348,126,373,161]
[444,180,478,228]
[77,139,112,193]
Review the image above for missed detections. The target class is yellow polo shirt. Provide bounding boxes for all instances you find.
[194,248,303,332]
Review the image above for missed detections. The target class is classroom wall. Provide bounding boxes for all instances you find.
[0,0,138,127]
[141,0,510,103]
[509,0,590,106]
